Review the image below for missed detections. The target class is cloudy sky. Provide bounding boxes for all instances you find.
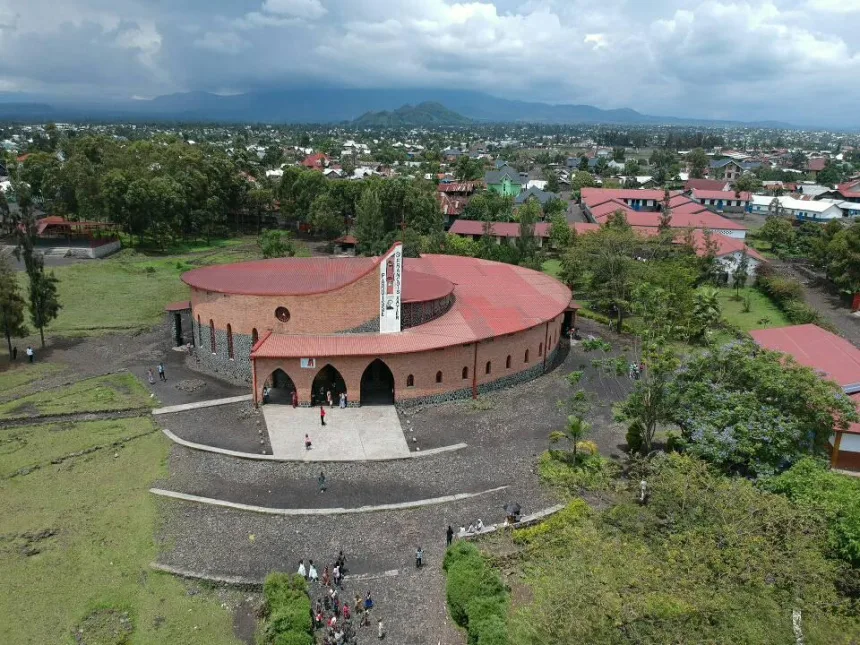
[0,0,859,125]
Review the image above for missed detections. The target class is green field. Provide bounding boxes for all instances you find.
[0,362,67,399]
[18,238,264,337]
[718,287,789,331]
[0,417,157,478]
[0,373,154,420]
[0,427,240,644]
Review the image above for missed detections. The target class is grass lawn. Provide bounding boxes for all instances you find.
[0,373,154,420]
[0,361,66,397]
[20,237,264,337]
[0,417,157,478]
[542,259,562,279]
[719,287,790,331]
[0,426,241,644]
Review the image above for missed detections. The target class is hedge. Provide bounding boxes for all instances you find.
[260,573,313,645]
[444,542,508,645]
[756,274,830,327]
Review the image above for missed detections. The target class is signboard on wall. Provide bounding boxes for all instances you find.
[379,242,403,334]
[300,358,316,369]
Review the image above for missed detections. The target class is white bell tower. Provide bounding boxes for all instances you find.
[379,243,403,334]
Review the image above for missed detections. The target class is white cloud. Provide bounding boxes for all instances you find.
[114,22,162,69]
[193,31,247,54]
[262,0,327,19]
[808,0,860,12]
[233,11,301,30]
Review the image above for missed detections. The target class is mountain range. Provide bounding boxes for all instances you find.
[352,102,470,127]
[0,88,792,128]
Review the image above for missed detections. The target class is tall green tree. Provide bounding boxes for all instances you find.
[310,193,344,240]
[548,213,572,250]
[692,285,722,339]
[826,222,860,295]
[0,250,27,356]
[28,264,61,348]
[355,186,386,256]
[687,147,709,178]
[516,199,541,264]
[543,166,560,193]
[550,416,592,464]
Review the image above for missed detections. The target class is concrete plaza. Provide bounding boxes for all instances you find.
[261,404,410,460]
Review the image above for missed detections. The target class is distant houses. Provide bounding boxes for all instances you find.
[484,164,525,197]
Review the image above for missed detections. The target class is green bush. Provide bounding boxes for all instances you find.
[758,275,803,305]
[626,421,644,454]
[272,633,314,645]
[444,542,508,642]
[782,299,821,324]
[261,572,312,644]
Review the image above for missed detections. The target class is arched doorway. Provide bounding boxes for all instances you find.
[267,369,296,404]
[311,364,347,406]
[360,359,395,405]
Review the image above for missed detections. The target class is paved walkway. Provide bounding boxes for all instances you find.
[152,394,252,416]
[262,405,410,460]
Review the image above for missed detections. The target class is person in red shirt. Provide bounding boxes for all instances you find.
[320,405,326,426]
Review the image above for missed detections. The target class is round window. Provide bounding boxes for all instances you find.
[275,307,291,323]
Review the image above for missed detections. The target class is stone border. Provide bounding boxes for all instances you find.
[150,562,399,589]
[150,484,508,516]
[152,394,252,416]
[161,428,467,462]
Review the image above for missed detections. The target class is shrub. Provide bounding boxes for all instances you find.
[782,299,821,324]
[759,275,804,304]
[513,499,590,546]
[444,542,508,642]
[470,615,508,645]
[261,572,313,644]
[538,450,620,492]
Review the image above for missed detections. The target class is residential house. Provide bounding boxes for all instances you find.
[686,229,763,283]
[818,180,860,204]
[448,219,598,248]
[302,153,330,170]
[708,159,759,181]
[806,158,827,179]
[515,186,561,207]
[689,189,751,213]
[750,195,844,221]
[838,202,860,218]
[750,324,860,471]
[484,164,524,197]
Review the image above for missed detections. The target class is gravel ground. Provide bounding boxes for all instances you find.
[155,484,554,645]
[163,403,270,454]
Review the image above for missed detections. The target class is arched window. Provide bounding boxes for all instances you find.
[462,366,469,379]
[485,361,491,375]
[406,374,415,387]
[505,355,511,369]
[251,328,259,346]
[435,371,443,383]
[525,349,530,363]
[209,320,216,354]
[538,342,543,357]
[227,324,234,360]
[197,315,202,345]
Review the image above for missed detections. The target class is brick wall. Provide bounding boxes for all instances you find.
[253,314,564,406]
[189,268,379,337]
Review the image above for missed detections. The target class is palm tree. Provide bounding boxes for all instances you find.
[693,286,722,339]
[550,415,591,464]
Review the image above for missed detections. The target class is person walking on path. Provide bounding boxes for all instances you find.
[26,346,34,363]
[320,406,326,426]
[377,618,384,640]
[322,565,330,586]
[339,392,346,409]
[305,434,312,450]
[147,368,155,385]
[297,559,307,579]
[318,471,327,493]
[446,525,454,547]
[308,559,318,582]
[157,362,166,381]
[415,546,423,568]
[327,390,333,407]
[291,391,298,408]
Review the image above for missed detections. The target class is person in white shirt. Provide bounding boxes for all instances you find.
[297,559,307,578]
[308,560,318,582]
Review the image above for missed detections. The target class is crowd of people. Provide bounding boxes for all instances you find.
[298,550,385,642]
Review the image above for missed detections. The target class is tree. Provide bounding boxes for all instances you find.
[543,166,560,194]
[732,173,758,196]
[310,193,344,240]
[650,149,679,185]
[817,161,842,187]
[517,199,541,263]
[657,189,672,234]
[258,229,296,259]
[28,265,61,348]
[578,156,589,171]
[825,222,860,295]
[760,215,796,251]
[0,250,27,356]
[623,159,640,178]
[548,213,572,250]
[454,155,484,181]
[687,148,708,179]
[732,250,750,297]
[691,285,721,339]
[354,186,386,256]
[612,147,625,163]
[790,150,808,170]
[550,416,592,464]
[671,341,858,476]
[570,171,596,192]
[594,157,610,177]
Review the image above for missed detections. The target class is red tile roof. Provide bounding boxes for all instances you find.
[750,324,860,389]
[836,181,860,199]
[401,271,454,303]
[684,178,728,192]
[581,187,666,207]
[685,230,764,261]
[164,300,191,312]
[438,182,479,193]
[594,210,748,231]
[334,235,358,245]
[806,158,827,172]
[252,255,571,358]
[588,200,634,220]
[182,256,381,296]
[302,153,329,168]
